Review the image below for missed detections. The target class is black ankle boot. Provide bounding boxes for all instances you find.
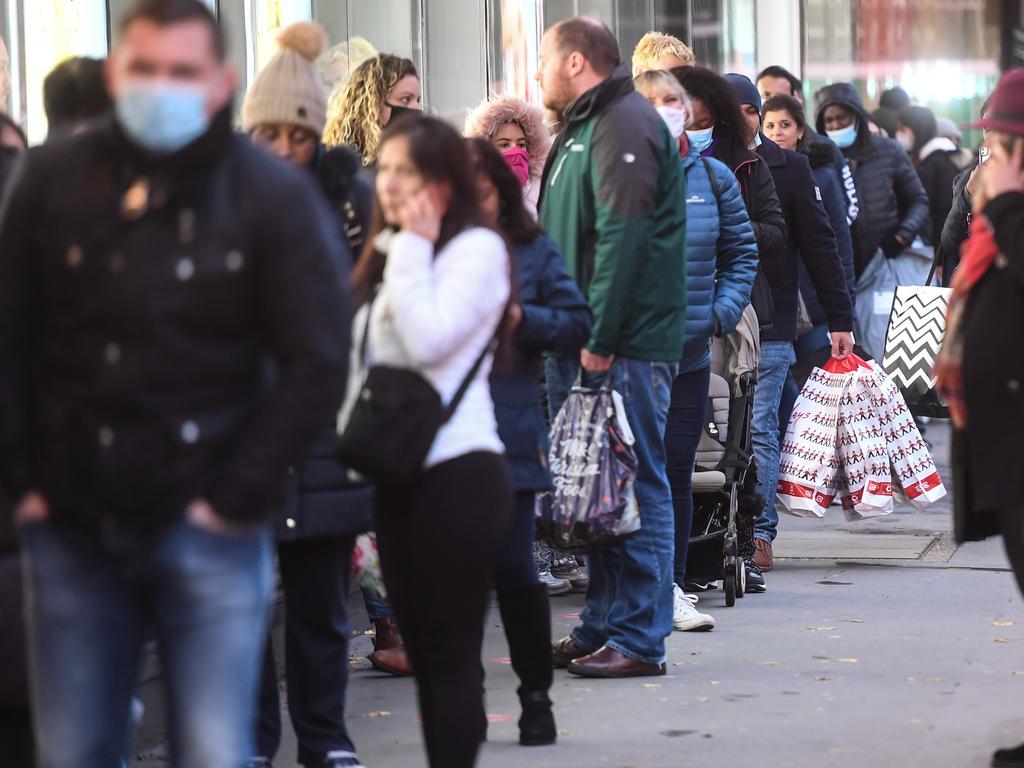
[518,689,556,746]
[497,584,558,746]
[994,743,1024,767]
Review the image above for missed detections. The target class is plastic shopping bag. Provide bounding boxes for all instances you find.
[862,359,947,508]
[777,359,851,517]
[836,357,894,520]
[535,382,639,552]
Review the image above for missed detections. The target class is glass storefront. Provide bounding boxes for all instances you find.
[0,0,761,141]
[802,0,1000,146]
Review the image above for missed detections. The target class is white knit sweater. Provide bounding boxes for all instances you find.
[341,227,510,469]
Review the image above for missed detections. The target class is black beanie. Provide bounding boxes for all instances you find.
[724,73,762,115]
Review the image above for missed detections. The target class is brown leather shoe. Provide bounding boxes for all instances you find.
[551,636,591,668]
[369,618,414,676]
[567,646,666,678]
[754,538,774,571]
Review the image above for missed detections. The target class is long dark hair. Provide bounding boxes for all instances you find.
[352,115,486,303]
[672,65,749,160]
[466,138,542,246]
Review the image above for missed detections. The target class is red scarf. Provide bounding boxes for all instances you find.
[935,215,1000,428]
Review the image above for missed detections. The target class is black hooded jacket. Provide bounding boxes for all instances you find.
[814,83,929,274]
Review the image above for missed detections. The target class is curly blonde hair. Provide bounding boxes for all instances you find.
[632,31,695,76]
[324,53,418,165]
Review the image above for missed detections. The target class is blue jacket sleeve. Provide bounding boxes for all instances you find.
[710,165,757,336]
[517,235,593,355]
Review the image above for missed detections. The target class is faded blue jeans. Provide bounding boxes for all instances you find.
[752,340,797,544]
[20,517,273,768]
[545,355,677,665]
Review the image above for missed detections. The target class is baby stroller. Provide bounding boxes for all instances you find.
[684,306,760,607]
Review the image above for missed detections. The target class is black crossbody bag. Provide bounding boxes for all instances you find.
[337,295,496,485]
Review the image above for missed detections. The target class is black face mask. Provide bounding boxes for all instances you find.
[386,103,420,126]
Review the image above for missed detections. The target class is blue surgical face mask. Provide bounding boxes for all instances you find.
[827,122,858,149]
[115,80,211,153]
[686,126,714,154]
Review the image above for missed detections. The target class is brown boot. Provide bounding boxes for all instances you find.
[369,618,414,677]
[754,539,774,571]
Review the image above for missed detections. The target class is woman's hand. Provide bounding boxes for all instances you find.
[981,138,1024,204]
[399,187,443,243]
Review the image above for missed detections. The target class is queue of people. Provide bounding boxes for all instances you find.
[0,1,1021,767]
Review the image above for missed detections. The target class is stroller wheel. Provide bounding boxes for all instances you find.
[724,555,737,607]
[736,559,746,599]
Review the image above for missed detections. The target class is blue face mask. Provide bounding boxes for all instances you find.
[115,80,211,153]
[827,122,858,149]
[685,126,714,154]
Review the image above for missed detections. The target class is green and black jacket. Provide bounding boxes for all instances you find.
[539,66,687,362]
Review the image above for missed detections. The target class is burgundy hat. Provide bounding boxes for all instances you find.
[972,68,1024,134]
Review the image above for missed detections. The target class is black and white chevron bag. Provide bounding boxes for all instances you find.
[880,281,952,419]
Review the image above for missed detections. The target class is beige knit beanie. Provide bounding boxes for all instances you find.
[242,21,328,135]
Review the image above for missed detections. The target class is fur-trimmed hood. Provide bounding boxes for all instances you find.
[464,96,552,183]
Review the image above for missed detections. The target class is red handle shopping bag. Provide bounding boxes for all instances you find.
[862,359,947,508]
[836,358,895,520]
[777,357,859,517]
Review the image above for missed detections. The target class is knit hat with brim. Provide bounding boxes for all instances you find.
[972,69,1024,135]
[242,21,328,135]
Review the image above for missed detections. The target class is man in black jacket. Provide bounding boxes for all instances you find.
[0,1,350,764]
[727,74,854,583]
[814,82,929,275]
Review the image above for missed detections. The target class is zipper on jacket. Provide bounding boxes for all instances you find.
[549,139,575,188]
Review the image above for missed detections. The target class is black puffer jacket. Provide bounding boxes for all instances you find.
[938,162,975,283]
[274,145,373,542]
[814,83,929,274]
[0,110,350,545]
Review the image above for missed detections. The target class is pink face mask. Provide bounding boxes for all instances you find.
[500,146,531,186]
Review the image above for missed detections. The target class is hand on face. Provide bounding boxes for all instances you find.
[980,137,1024,205]
[398,186,444,242]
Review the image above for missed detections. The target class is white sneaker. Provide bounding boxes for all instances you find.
[673,584,716,631]
[538,568,572,596]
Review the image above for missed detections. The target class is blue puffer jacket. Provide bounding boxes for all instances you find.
[679,144,759,374]
[491,233,591,491]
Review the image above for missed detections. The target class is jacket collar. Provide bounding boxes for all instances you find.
[919,136,958,163]
[107,104,235,179]
[755,134,787,168]
[562,64,633,125]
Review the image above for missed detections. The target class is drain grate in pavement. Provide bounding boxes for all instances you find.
[774,531,939,560]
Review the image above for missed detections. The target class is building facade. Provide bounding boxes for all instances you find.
[0,0,1004,145]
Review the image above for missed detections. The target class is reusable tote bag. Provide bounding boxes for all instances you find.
[880,255,952,418]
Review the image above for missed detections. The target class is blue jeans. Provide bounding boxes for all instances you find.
[753,340,796,544]
[545,356,677,665]
[21,518,273,768]
[663,366,712,588]
[779,324,831,442]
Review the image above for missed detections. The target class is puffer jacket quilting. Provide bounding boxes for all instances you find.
[679,146,758,374]
[814,83,929,274]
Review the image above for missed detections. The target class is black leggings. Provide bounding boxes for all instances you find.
[494,491,540,591]
[374,452,513,768]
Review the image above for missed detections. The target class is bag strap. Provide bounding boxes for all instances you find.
[925,242,943,287]
[441,334,499,422]
[701,157,722,202]
[357,288,378,370]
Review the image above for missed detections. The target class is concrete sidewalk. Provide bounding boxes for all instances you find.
[137,422,1024,768]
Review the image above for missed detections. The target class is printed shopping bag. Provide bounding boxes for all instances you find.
[535,381,639,552]
[836,360,894,520]
[881,284,952,418]
[863,359,947,508]
[777,358,853,517]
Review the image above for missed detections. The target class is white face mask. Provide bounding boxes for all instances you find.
[896,130,915,152]
[656,105,687,140]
